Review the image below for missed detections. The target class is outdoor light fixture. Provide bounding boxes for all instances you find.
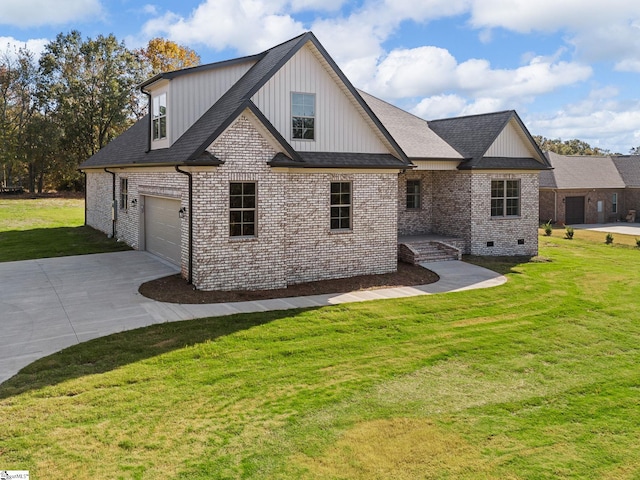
[179,207,187,218]
[131,198,138,208]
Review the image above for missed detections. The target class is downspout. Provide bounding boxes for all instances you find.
[104,168,116,238]
[175,165,193,284]
[82,170,87,226]
[142,88,152,153]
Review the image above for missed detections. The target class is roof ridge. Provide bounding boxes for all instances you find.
[429,109,515,123]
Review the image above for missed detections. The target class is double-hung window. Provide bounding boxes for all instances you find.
[491,180,520,217]
[152,93,167,141]
[330,182,351,230]
[406,180,421,209]
[612,193,618,214]
[229,182,256,237]
[120,178,128,211]
[292,93,315,140]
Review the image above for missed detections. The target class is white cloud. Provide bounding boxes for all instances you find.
[0,36,49,59]
[0,0,103,27]
[411,94,467,119]
[141,0,305,54]
[527,93,640,153]
[361,45,592,104]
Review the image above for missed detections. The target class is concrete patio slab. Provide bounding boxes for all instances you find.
[0,251,506,385]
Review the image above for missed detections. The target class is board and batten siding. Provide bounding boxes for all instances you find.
[485,119,538,158]
[167,60,256,145]
[252,44,389,154]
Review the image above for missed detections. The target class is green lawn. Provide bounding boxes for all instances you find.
[1,231,639,479]
[0,197,130,261]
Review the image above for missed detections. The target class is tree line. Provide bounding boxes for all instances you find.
[0,32,199,193]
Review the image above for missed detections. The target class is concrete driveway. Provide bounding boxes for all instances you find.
[0,251,505,385]
[572,223,640,236]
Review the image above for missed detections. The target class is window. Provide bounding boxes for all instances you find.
[152,93,167,140]
[491,180,520,217]
[229,182,256,237]
[292,93,315,140]
[612,193,618,213]
[330,182,351,230]
[120,178,128,210]
[406,180,421,209]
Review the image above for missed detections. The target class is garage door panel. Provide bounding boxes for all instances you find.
[145,196,181,265]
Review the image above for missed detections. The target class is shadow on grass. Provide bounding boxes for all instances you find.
[0,307,316,400]
[463,255,544,275]
[0,226,131,262]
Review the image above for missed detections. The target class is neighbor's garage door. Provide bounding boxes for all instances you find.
[565,196,585,225]
[144,196,181,265]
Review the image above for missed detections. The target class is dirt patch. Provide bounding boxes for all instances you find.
[138,262,439,304]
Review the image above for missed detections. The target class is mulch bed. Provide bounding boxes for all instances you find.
[138,262,439,304]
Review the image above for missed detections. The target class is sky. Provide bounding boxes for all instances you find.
[1,0,640,154]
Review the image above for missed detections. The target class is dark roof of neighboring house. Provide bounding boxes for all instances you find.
[611,155,640,188]
[428,110,549,170]
[540,151,626,189]
[80,32,410,171]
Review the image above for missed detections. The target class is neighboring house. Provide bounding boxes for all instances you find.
[80,32,550,291]
[540,152,639,224]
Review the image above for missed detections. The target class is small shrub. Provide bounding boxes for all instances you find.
[605,233,614,244]
[565,226,574,240]
[543,220,553,236]
[636,238,640,248]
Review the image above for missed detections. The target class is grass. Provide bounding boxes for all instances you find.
[0,197,130,261]
[1,231,640,479]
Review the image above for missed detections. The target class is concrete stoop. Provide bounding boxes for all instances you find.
[398,240,462,264]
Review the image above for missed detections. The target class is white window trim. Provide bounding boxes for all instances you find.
[491,179,520,218]
[291,92,316,141]
[151,89,169,149]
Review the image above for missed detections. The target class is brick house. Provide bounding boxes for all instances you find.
[80,32,550,291]
[540,152,640,225]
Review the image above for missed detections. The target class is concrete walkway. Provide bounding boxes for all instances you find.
[0,251,506,385]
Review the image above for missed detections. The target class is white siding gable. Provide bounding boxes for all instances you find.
[252,43,390,154]
[148,60,256,149]
[485,118,539,158]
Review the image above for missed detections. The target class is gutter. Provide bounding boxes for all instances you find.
[104,168,116,238]
[175,165,193,284]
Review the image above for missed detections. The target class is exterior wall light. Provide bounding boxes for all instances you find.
[179,207,187,219]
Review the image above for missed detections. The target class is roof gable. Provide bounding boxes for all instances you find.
[80,31,410,170]
[428,110,549,170]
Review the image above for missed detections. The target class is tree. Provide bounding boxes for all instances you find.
[0,46,38,189]
[137,38,200,76]
[630,146,640,155]
[38,31,142,189]
[533,135,610,156]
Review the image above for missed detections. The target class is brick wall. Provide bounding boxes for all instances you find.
[540,188,626,225]
[431,171,472,251]
[85,171,114,236]
[469,173,539,256]
[397,171,433,235]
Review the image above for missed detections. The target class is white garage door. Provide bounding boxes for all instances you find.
[144,196,182,266]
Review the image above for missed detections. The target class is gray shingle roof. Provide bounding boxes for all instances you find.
[357,90,462,160]
[542,151,625,189]
[428,110,549,170]
[269,152,409,169]
[612,155,640,188]
[80,32,410,171]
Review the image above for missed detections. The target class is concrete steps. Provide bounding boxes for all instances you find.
[398,240,462,264]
